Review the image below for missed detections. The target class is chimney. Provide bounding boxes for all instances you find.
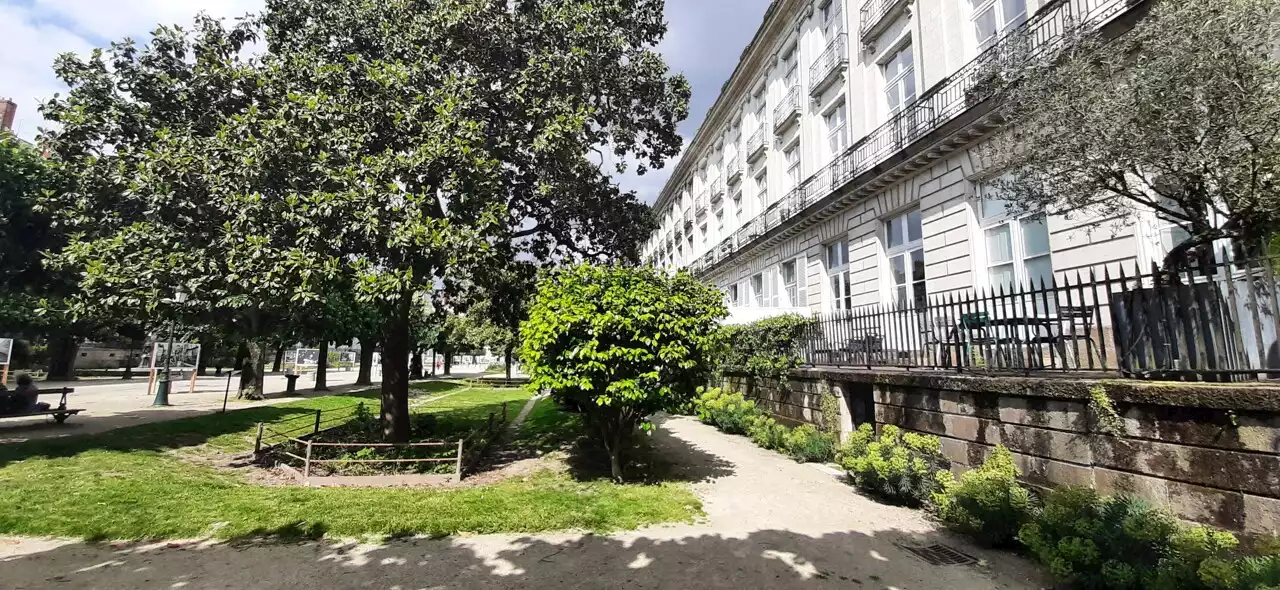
[0,99,16,132]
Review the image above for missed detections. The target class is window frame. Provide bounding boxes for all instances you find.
[824,100,849,155]
[884,209,926,309]
[977,179,1054,291]
[751,273,766,307]
[825,239,853,311]
[882,43,917,117]
[972,0,1029,53]
[783,143,801,192]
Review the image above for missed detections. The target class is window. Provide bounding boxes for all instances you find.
[979,180,1053,290]
[826,239,853,311]
[728,284,741,307]
[751,273,766,307]
[781,259,801,308]
[972,0,1028,52]
[825,102,848,154]
[715,209,725,235]
[784,144,800,192]
[885,210,925,308]
[755,92,767,131]
[755,172,768,212]
[782,48,798,91]
[883,44,916,116]
[699,223,708,247]
[821,0,842,38]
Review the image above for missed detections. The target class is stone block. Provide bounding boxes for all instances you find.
[982,421,1094,466]
[998,395,1090,433]
[1092,437,1280,499]
[1094,467,1247,532]
[1119,403,1280,454]
[1243,493,1280,537]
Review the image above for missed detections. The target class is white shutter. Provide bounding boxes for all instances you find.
[796,256,808,309]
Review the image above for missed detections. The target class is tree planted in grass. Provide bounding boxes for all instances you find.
[520,264,726,480]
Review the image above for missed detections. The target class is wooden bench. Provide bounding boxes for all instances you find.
[0,388,83,424]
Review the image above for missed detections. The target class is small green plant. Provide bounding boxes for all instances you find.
[782,424,837,463]
[1089,385,1126,436]
[842,425,948,507]
[933,445,1033,547]
[1018,488,1182,589]
[747,414,789,450]
[834,423,875,464]
[693,388,759,435]
[818,389,842,438]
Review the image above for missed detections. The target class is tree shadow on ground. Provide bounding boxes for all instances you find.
[0,525,1043,589]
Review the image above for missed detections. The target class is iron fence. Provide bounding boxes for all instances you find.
[802,253,1280,382]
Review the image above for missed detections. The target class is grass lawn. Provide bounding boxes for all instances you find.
[0,383,701,541]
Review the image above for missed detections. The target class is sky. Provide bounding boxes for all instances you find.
[0,0,773,204]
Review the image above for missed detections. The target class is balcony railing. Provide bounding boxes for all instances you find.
[859,0,910,41]
[773,86,801,133]
[694,191,708,215]
[726,155,744,184]
[710,177,726,201]
[746,128,768,161]
[800,254,1280,383]
[810,34,848,96]
[688,0,1138,279]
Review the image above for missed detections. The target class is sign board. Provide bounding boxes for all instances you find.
[295,348,321,367]
[150,342,202,370]
[339,350,358,365]
[0,338,11,366]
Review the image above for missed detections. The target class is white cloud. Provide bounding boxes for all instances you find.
[0,0,262,140]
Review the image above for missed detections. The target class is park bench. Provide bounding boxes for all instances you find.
[0,387,83,424]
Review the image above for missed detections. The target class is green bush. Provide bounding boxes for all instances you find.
[782,424,837,463]
[715,314,816,381]
[842,425,948,507]
[693,388,759,435]
[747,414,789,450]
[1015,487,1246,590]
[933,445,1033,548]
[835,423,875,464]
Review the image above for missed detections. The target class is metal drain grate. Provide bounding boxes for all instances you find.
[895,543,978,566]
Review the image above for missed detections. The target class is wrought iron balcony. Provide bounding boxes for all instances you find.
[746,128,768,161]
[726,154,744,184]
[810,34,848,97]
[859,0,910,42]
[710,177,726,201]
[686,0,1140,278]
[694,191,708,215]
[773,86,801,133]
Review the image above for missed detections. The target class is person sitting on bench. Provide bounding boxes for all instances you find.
[14,374,49,413]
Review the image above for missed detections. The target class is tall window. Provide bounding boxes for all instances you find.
[826,239,852,311]
[728,284,741,307]
[883,44,916,116]
[715,209,725,236]
[972,0,1028,52]
[782,48,798,91]
[821,0,842,38]
[754,92,767,131]
[979,180,1052,290]
[784,144,800,192]
[825,102,848,154]
[885,210,925,308]
[755,171,768,212]
[751,273,766,307]
[781,259,803,308]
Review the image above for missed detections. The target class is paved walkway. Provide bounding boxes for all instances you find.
[0,416,1043,589]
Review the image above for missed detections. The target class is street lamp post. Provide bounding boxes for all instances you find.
[152,286,189,407]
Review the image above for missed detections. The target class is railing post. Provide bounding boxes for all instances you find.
[303,440,313,479]
[254,422,264,454]
[454,439,465,483]
[314,409,322,435]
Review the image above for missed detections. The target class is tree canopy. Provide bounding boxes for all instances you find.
[988,0,1280,267]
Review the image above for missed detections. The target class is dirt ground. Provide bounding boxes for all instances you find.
[0,415,1046,589]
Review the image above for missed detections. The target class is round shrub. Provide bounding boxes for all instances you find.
[842,425,948,507]
[933,445,1034,547]
[782,424,837,463]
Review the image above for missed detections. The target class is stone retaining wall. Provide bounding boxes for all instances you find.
[792,368,1280,536]
[719,373,829,428]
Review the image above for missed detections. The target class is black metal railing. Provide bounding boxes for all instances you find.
[859,0,910,41]
[774,86,801,131]
[746,127,767,159]
[691,0,1139,277]
[810,33,849,95]
[801,253,1280,382]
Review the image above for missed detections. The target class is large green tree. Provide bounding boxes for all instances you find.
[988,0,1280,267]
[255,0,685,441]
[521,264,727,480]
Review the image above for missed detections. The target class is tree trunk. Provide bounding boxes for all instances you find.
[122,349,135,380]
[315,341,330,391]
[443,351,453,376]
[46,335,80,381]
[410,347,424,380]
[380,294,412,442]
[504,344,513,380]
[233,341,247,372]
[356,342,375,386]
[238,341,267,399]
[271,342,285,373]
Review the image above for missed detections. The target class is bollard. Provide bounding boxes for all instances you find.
[254,423,265,454]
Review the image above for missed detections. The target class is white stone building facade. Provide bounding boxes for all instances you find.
[642,0,1173,325]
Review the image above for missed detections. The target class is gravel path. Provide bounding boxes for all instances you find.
[0,415,1044,589]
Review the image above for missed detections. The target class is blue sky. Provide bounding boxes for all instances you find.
[0,0,773,204]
